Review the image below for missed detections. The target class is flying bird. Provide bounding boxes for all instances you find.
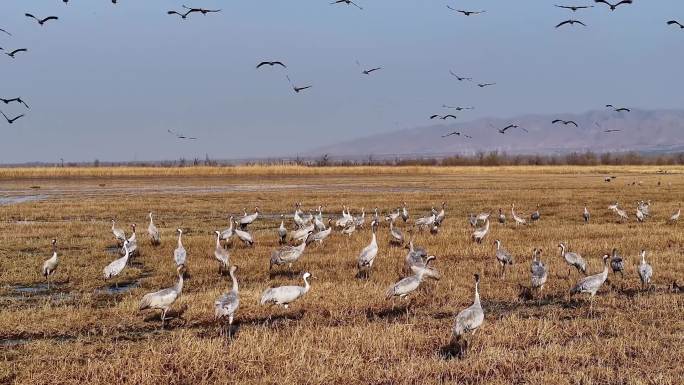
[477,82,495,88]
[182,5,221,15]
[430,114,457,120]
[594,0,632,11]
[0,97,29,109]
[256,61,287,69]
[442,105,474,111]
[552,119,578,127]
[25,14,59,26]
[356,60,381,75]
[1,111,24,124]
[331,0,363,10]
[446,6,486,16]
[4,48,28,58]
[0,28,11,36]
[555,4,594,11]
[167,9,193,19]
[604,129,621,133]
[286,75,312,93]
[442,131,472,139]
[667,20,684,29]
[606,104,630,112]
[449,71,472,81]
[167,129,197,140]
[556,19,586,28]
[495,124,527,134]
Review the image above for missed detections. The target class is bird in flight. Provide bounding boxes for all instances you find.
[430,114,457,120]
[556,19,587,28]
[667,20,684,29]
[477,83,496,88]
[167,129,197,140]
[286,76,312,94]
[594,0,632,11]
[604,129,621,133]
[256,61,287,69]
[1,111,24,124]
[356,61,381,75]
[167,9,193,19]
[182,5,221,15]
[442,131,472,139]
[606,104,630,112]
[25,14,59,26]
[2,48,28,58]
[0,28,11,36]
[446,6,486,16]
[555,5,594,11]
[0,97,30,109]
[442,105,474,111]
[494,124,528,134]
[331,0,363,10]
[449,71,472,81]
[552,119,578,127]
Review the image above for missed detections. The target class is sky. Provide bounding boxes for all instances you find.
[0,0,683,163]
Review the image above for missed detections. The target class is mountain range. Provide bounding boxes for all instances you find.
[308,109,684,158]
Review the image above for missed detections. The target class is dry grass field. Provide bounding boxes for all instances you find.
[0,166,682,385]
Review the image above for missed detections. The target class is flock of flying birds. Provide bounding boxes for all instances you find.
[1,1,682,142]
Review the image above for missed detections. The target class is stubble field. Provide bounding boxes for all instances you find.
[0,166,682,385]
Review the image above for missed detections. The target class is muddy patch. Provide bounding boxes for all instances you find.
[95,280,141,295]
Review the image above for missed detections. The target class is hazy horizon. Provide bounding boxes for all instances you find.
[1,0,683,163]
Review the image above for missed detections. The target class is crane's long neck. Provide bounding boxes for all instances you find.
[149,214,154,226]
[177,232,183,248]
[230,269,238,293]
[123,245,130,262]
[302,276,310,293]
[370,233,376,246]
[474,281,480,306]
[640,251,646,264]
[215,233,221,248]
[559,244,566,256]
[176,271,184,294]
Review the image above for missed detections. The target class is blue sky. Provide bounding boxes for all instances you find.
[1,0,683,163]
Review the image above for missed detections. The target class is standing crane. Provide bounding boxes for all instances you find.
[530,248,548,294]
[213,231,230,274]
[451,274,484,358]
[104,241,130,287]
[260,272,312,308]
[570,254,610,315]
[215,265,240,331]
[471,219,490,244]
[111,219,126,245]
[511,204,527,225]
[637,250,652,290]
[148,212,161,246]
[357,220,379,278]
[174,228,187,268]
[494,240,514,277]
[139,265,185,327]
[558,243,587,277]
[41,239,59,289]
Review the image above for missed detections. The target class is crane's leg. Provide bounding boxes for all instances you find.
[161,309,167,328]
[46,274,50,290]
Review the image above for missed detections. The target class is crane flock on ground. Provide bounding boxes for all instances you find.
[0,2,682,142]
[38,192,681,358]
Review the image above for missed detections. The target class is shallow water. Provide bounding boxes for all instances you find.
[0,195,47,206]
[95,280,140,295]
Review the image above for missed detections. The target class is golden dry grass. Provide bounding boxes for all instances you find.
[0,167,682,384]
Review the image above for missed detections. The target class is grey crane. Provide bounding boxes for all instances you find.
[215,265,240,328]
[401,202,409,222]
[219,216,235,242]
[292,223,314,243]
[357,221,379,277]
[608,202,619,211]
[611,205,629,222]
[372,207,380,226]
[435,202,447,226]
[610,248,624,277]
[41,239,59,289]
[278,215,288,245]
[570,254,610,315]
[239,207,259,230]
[636,206,645,222]
[122,223,138,257]
[668,204,680,224]
[388,220,404,246]
[405,246,440,280]
[511,204,527,225]
[415,211,436,230]
[111,219,126,245]
[530,204,541,222]
[104,241,130,287]
[213,231,230,274]
[497,208,506,224]
[233,220,254,246]
[494,240,514,277]
[270,238,309,270]
[468,213,478,228]
[471,219,490,244]
[306,220,333,245]
[174,228,187,267]
[354,208,366,228]
[530,248,548,293]
[558,242,587,277]
[386,208,401,223]
[583,206,590,223]
[148,212,161,245]
[260,272,312,308]
[341,222,357,236]
[139,265,185,327]
[451,274,484,357]
[637,250,652,290]
[386,256,436,299]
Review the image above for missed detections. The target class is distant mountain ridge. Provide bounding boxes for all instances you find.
[308,109,684,157]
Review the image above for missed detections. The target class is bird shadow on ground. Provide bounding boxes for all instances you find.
[239,309,306,329]
[438,338,468,360]
[142,304,189,328]
[365,304,413,322]
[268,270,302,280]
